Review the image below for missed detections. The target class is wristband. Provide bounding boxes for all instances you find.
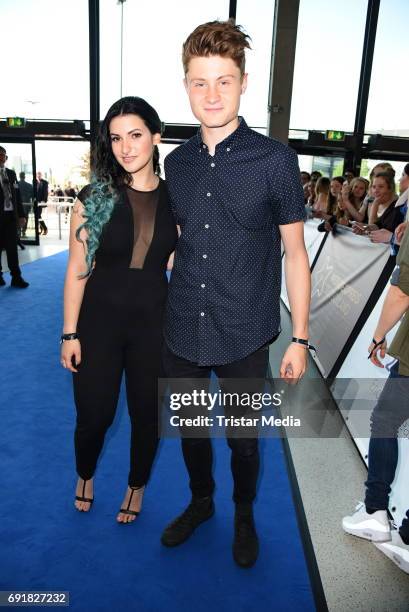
[368,337,385,359]
[60,332,79,344]
[292,337,317,353]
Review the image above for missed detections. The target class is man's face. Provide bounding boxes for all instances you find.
[184,55,247,129]
[0,149,7,167]
[37,172,42,180]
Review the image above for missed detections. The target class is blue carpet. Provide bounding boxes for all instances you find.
[0,252,315,612]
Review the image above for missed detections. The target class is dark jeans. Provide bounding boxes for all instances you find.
[0,212,22,278]
[365,360,409,540]
[162,341,271,504]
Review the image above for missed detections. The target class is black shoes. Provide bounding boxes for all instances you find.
[0,275,5,287]
[11,277,29,288]
[233,503,259,568]
[161,496,215,547]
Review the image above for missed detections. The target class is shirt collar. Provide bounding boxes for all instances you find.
[196,116,249,153]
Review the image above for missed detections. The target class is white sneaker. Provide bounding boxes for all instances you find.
[342,502,391,542]
[374,530,409,574]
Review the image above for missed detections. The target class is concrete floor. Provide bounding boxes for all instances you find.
[270,305,409,612]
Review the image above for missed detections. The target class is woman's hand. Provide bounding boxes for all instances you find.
[368,228,392,244]
[280,343,308,383]
[352,222,367,235]
[61,339,81,373]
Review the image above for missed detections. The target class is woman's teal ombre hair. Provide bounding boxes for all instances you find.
[76,96,162,277]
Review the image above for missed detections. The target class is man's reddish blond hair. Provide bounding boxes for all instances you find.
[182,20,251,76]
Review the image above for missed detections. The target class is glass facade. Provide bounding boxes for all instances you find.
[0,0,89,120]
[290,0,367,132]
[365,0,409,136]
[236,0,275,128]
[100,0,230,121]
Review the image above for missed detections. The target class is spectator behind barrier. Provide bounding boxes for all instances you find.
[343,170,355,183]
[337,177,369,224]
[300,171,311,186]
[317,176,344,232]
[306,178,317,206]
[353,172,404,245]
[350,162,396,224]
[311,177,330,215]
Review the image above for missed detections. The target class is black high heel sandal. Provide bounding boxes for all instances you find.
[118,486,144,522]
[75,479,94,509]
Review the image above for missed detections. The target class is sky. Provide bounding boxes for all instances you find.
[1,0,408,136]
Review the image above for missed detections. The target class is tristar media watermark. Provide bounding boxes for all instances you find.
[169,414,301,428]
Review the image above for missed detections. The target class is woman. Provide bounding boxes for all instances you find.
[61,97,177,523]
[317,176,344,232]
[312,176,330,215]
[337,177,369,224]
[352,172,404,243]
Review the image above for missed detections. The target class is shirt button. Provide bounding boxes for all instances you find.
[202,144,206,149]
[207,192,211,197]
[202,254,207,259]
[200,312,205,316]
[226,147,231,152]
[201,283,206,288]
[204,224,209,229]
[210,162,215,168]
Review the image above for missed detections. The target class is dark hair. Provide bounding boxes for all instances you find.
[182,20,251,75]
[0,146,6,154]
[404,163,409,177]
[77,96,162,277]
[310,170,322,181]
[94,96,162,185]
[301,171,311,179]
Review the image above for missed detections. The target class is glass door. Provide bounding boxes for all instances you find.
[0,140,38,245]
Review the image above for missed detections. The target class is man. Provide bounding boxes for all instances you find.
[342,222,409,574]
[18,171,34,237]
[36,171,48,235]
[0,146,29,288]
[161,21,311,567]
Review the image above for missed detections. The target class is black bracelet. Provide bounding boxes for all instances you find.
[367,337,385,359]
[60,332,79,344]
[292,337,317,353]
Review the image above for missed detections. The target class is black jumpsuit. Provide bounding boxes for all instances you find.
[73,179,177,487]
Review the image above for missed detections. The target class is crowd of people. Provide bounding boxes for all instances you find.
[301,163,409,251]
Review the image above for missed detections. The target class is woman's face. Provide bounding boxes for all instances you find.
[109,113,160,175]
[399,171,409,194]
[372,177,392,202]
[352,180,366,200]
[330,180,342,196]
[307,180,316,196]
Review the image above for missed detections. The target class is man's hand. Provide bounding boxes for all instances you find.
[395,221,408,245]
[280,343,308,382]
[368,338,387,368]
[368,228,392,244]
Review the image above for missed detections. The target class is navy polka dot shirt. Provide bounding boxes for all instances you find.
[164,117,306,366]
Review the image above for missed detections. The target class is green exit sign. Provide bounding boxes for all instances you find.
[326,130,345,142]
[7,117,26,128]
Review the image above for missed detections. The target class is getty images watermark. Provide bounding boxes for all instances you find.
[158,377,409,439]
[158,379,306,438]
